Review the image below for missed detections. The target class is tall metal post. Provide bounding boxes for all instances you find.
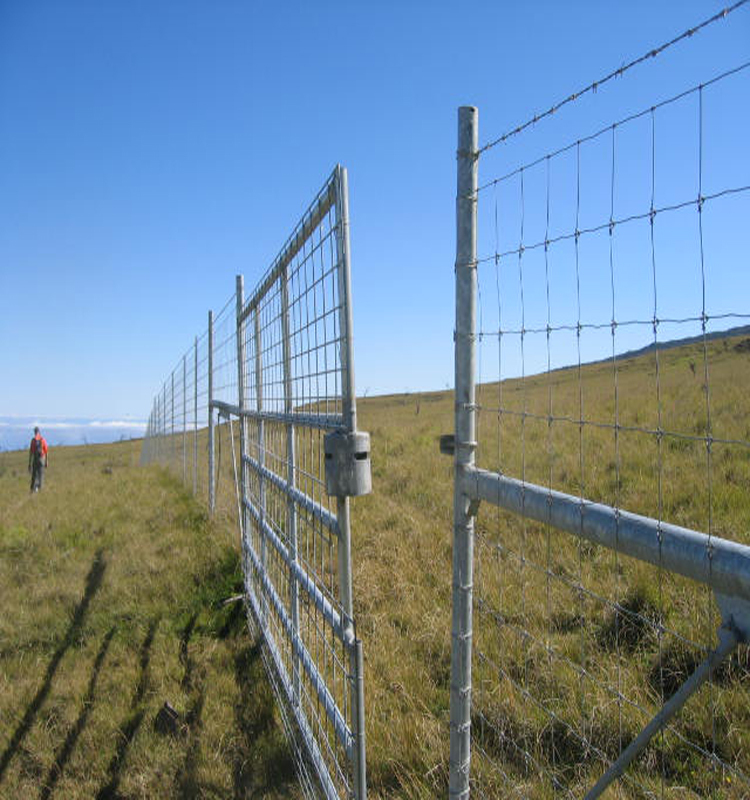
[208,310,215,514]
[194,335,198,496]
[156,394,160,463]
[183,355,187,484]
[154,396,158,463]
[163,386,167,465]
[449,105,479,800]
[281,263,301,704]
[161,388,165,464]
[334,164,366,800]
[171,371,175,471]
[254,306,268,624]
[236,276,248,560]
[334,165,357,628]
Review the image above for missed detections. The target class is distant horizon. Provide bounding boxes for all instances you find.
[5,323,748,449]
[0,415,147,453]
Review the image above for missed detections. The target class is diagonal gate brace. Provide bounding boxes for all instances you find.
[585,592,750,799]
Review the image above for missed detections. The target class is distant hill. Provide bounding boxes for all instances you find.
[596,324,750,365]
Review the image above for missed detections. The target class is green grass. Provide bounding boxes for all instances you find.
[1,333,749,798]
[0,440,300,799]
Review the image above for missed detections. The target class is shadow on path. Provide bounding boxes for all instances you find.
[176,684,206,799]
[173,613,206,799]
[0,549,106,784]
[180,614,197,692]
[39,626,116,800]
[95,618,158,800]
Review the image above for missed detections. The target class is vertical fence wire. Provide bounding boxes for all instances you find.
[468,49,750,799]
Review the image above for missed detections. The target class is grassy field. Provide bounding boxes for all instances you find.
[1,332,749,798]
[353,332,750,799]
[0,440,301,799]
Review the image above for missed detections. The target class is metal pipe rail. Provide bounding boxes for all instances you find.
[211,399,344,433]
[243,452,340,538]
[238,176,337,325]
[242,510,354,758]
[460,466,750,606]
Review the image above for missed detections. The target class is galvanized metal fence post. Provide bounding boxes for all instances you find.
[449,105,479,800]
[183,355,187,484]
[334,167,357,631]
[154,395,157,463]
[280,263,301,704]
[254,306,268,624]
[171,371,175,469]
[334,164,367,800]
[162,387,166,465]
[208,309,215,514]
[193,335,198,496]
[236,276,248,556]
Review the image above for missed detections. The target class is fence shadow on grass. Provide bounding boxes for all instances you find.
[0,549,106,784]
[39,626,116,800]
[232,639,297,798]
[173,612,207,799]
[95,617,159,800]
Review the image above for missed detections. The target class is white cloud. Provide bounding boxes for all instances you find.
[0,417,146,429]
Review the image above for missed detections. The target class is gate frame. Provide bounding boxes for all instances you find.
[211,165,368,800]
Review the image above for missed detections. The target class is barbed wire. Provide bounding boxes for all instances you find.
[479,0,750,155]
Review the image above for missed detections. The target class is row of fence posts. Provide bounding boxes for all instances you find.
[144,316,215,511]
[145,275,367,798]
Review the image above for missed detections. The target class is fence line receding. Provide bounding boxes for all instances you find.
[141,166,371,800]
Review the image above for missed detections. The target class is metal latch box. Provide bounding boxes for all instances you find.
[324,430,372,497]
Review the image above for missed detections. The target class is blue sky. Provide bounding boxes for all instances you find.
[1,1,748,421]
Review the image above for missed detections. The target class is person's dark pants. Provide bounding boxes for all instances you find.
[30,463,45,492]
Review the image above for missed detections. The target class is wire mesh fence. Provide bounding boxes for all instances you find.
[141,167,369,800]
[140,293,238,527]
[451,8,750,800]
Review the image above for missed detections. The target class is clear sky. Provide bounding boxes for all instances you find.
[1,1,748,420]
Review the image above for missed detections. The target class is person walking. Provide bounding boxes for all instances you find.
[29,426,49,493]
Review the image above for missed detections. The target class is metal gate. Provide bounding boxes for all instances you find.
[142,166,370,800]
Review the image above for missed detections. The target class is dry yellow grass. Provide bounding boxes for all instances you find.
[352,333,750,799]
[1,332,749,799]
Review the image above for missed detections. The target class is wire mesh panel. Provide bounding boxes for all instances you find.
[451,11,750,800]
[141,303,231,509]
[141,165,369,800]
[236,166,368,800]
